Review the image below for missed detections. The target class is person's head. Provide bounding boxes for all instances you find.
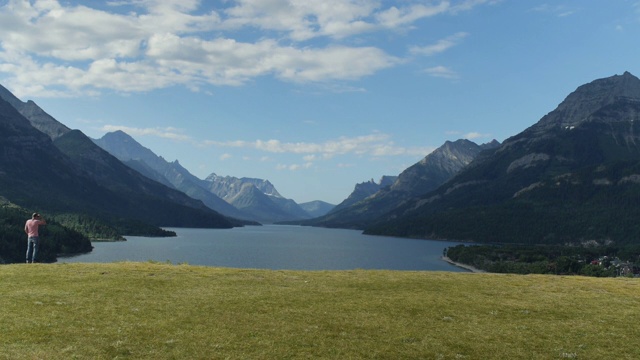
[32,213,40,219]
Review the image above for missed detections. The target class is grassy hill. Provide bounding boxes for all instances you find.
[2,263,639,359]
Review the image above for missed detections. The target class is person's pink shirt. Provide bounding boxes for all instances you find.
[25,219,45,237]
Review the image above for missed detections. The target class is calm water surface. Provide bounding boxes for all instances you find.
[61,225,467,271]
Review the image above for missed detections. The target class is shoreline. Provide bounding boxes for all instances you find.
[442,256,486,273]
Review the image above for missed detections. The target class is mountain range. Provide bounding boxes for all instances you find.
[3,71,639,251]
[0,84,246,235]
[202,173,312,223]
[297,139,500,229]
[0,81,496,232]
[92,130,251,220]
[329,176,398,215]
[364,72,640,245]
[93,131,332,223]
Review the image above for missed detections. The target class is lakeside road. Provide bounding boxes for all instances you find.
[442,256,486,273]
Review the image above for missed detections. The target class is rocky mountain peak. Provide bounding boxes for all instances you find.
[94,131,160,167]
[205,173,219,182]
[379,176,397,187]
[0,84,70,140]
[535,72,640,131]
[104,130,133,140]
[204,174,283,200]
[202,173,310,222]
[481,139,501,149]
[363,72,640,244]
[392,138,497,195]
[417,139,488,170]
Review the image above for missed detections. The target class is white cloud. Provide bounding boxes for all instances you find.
[529,4,577,18]
[206,133,432,159]
[221,0,380,41]
[410,32,468,56]
[337,163,352,168]
[271,46,401,83]
[277,162,314,171]
[220,153,232,160]
[0,2,145,61]
[0,0,493,97]
[463,132,492,140]
[105,126,432,159]
[445,130,492,140]
[423,65,459,79]
[220,0,486,40]
[376,3,450,28]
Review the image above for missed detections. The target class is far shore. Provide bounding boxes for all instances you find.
[442,256,486,273]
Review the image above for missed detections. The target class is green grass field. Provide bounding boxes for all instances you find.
[1,262,639,359]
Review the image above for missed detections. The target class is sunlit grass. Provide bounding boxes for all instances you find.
[1,262,639,359]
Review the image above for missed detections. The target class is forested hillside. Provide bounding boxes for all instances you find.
[0,200,92,263]
[366,73,640,246]
[0,83,243,260]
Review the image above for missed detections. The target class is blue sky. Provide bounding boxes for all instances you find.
[1,0,639,204]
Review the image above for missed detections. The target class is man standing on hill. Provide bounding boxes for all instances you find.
[25,213,46,263]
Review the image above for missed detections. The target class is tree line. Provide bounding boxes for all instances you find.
[446,243,640,277]
[0,202,176,264]
[1,205,91,263]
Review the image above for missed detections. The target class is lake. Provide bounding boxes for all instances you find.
[60,225,468,272]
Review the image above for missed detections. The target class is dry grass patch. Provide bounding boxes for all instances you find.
[1,262,639,359]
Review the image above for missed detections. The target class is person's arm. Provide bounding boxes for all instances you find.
[24,222,28,234]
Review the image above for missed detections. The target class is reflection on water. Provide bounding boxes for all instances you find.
[61,225,468,272]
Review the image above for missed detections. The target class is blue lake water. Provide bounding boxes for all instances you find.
[60,225,468,272]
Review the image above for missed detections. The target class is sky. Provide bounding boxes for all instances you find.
[1,1,639,205]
